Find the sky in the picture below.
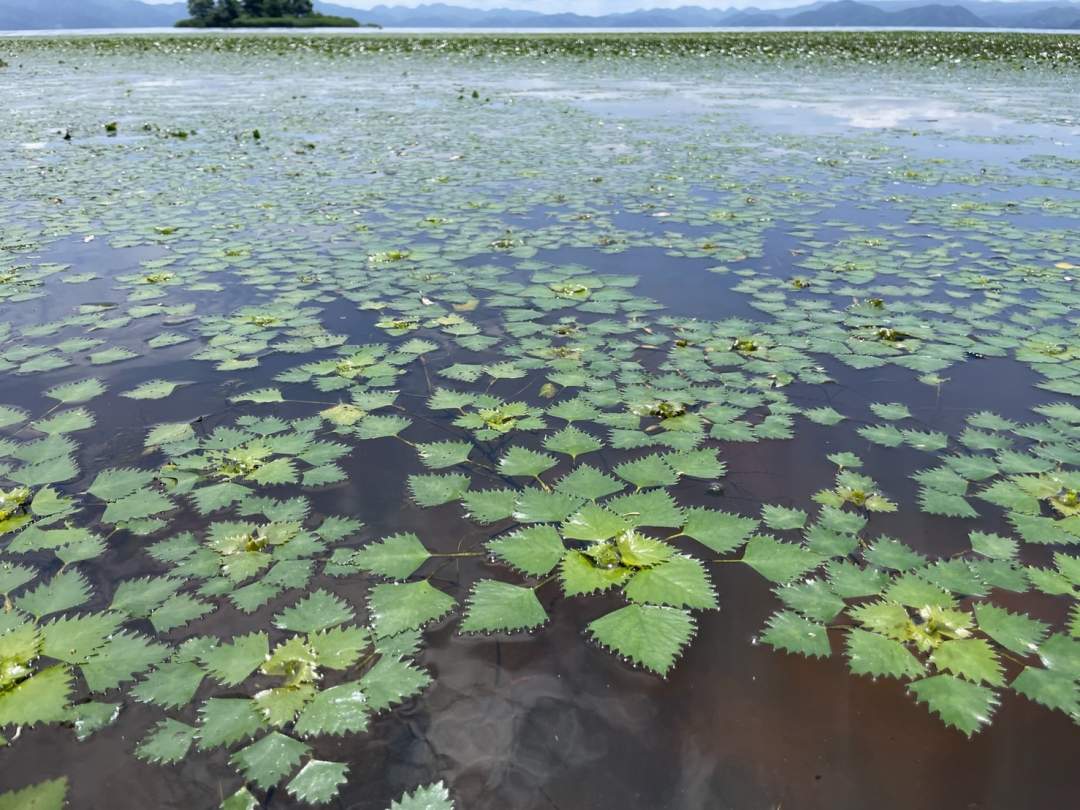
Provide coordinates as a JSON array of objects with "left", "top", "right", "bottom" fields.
[
  {"left": 316, "top": 1, "right": 797, "bottom": 9},
  {"left": 143, "top": 0, "right": 1045, "bottom": 10},
  {"left": 139, "top": 1, "right": 850, "bottom": 11}
]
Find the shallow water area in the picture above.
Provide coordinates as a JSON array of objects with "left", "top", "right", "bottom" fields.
[{"left": 1, "top": 31, "right": 1079, "bottom": 810}]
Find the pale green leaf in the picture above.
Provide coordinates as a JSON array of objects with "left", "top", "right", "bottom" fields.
[
  {"left": 587, "top": 604, "right": 694, "bottom": 677},
  {"left": 460, "top": 580, "right": 547, "bottom": 633},
  {"left": 908, "top": 675, "right": 997, "bottom": 736},
  {"left": 368, "top": 581, "right": 456, "bottom": 638},
  {"left": 287, "top": 760, "right": 349, "bottom": 805}
]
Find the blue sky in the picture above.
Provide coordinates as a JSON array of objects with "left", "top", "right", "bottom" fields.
[
  {"left": 141, "top": 1, "right": 853, "bottom": 10},
  {"left": 144, "top": 0, "right": 1045, "bottom": 9},
  {"left": 323, "top": 1, "right": 801, "bottom": 8}
]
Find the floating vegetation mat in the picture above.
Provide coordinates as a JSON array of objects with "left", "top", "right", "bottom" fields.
[{"left": 0, "top": 31, "right": 1079, "bottom": 809}]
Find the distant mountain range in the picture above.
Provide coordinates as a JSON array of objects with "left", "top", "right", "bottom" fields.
[{"left": 3, "top": 0, "right": 1080, "bottom": 31}]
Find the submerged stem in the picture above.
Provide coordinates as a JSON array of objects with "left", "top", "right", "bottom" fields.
[{"left": 532, "top": 574, "right": 558, "bottom": 591}]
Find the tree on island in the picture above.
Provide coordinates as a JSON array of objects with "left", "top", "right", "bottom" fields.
[
  {"left": 186, "top": 0, "right": 316, "bottom": 24},
  {"left": 181, "top": 0, "right": 366, "bottom": 26},
  {"left": 244, "top": 0, "right": 315, "bottom": 14}
]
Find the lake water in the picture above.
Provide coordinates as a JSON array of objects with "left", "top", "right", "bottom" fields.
[
  {"left": 0, "top": 32, "right": 1079, "bottom": 810},
  {"left": 3, "top": 26, "right": 1080, "bottom": 36}
]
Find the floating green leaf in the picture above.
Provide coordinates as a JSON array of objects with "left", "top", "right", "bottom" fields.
[
  {"left": 389, "top": 781, "right": 455, "bottom": 810},
  {"left": 908, "top": 675, "right": 996, "bottom": 736},
  {"left": 761, "top": 610, "right": 831, "bottom": 658},
  {"left": 352, "top": 533, "right": 430, "bottom": 580},
  {"left": 230, "top": 731, "right": 309, "bottom": 790},
  {"left": 275, "top": 590, "right": 354, "bottom": 634},
  {"left": 845, "top": 628, "right": 925, "bottom": 679},
  {"left": 368, "top": 581, "right": 456, "bottom": 638},
  {"left": 460, "top": 580, "right": 547, "bottom": 634},
  {"left": 741, "top": 535, "right": 824, "bottom": 583},
  {"left": 587, "top": 604, "right": 694, "bottom": 677},
  {"left": 287, "top": 760, "right": 350, "bottom": 805}
]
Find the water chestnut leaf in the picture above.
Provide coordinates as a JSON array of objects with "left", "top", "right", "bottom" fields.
[
  {"left": 741, "top": 535, "right": 825, "bottom": 584},
  {"left": 32, "top": 408, "right": 94, "bottom": 435},
  {"left": 417, "top": 441, "right": 472, "bottom": 470},
  {"left": 368, "top": 581, "right": 456, "bottom": 638},
  {"left": 45, "top": 378, "right": 105, "bottom": 405},
  {"left": 201, "top": 632, "right": 269, "bottom": 687},
  {"left": 513, "top": 489, "right": 582, "bottom": 523},
  {"left": 197, "top": 698, "right": 266, "bottom": 750},
  {"left": 858, "top": 424, "right": 904, "bottom": 448},
  {"left": 102, "top": 489, "right": 174, "bottom": 525},
  {"left": 663, "top": 448, "right": 725, "bottom": 479},
  {"left": 587, "top": 604, "right": 694, "bottom": 677},
  {"left": 409, "top": 473, "right": 470, "bottom": 507},
  {"left": 487, "top": 525, "right": 566, "bottom": 577},
  {"left": 460, "top": 580, "right": 547, "bottom": 634},
  {"left": 1010, "top": 667, "right": 1080, "bottom": 717},
  {"left": 287, "top": 760, "right": 350, "bottom": 806},
  {"left": 81, "top": 631, "right": 169, "bottom": 692},
  {"left": 0, "top": 406, "right": 28, "bottom": 430},
  {"left": 776, "top": 579, "right": 845, "bottom": 623},
  {"left": 389, "top": 781, "right": 455, "bottom": 810},
  {"left": 499, "top": 447, "right": 557, "bottom": 478},
  {"left": 352, "top": 533, "right": 430, "bottom": 580},
  {"left": 460, "top": 488, "right": 518, "bottom": 524},
  {"left": 554, "top": 465, "right": 624, "bottom": 501},
  {"left": 845, "top": 628, "right": 925, "bottom": 680},
  {"left": 16, "top": 569, "right": 92, "bottom": 619},
  {"left": 275, "top": 590, "right": 354, "bottom": 634},
  {"left": 146, "top": 422, "right": 195, "bottom": 448},
  {"left": 761, "top": 610, "right": 831, "bottom": 659},
  {"left": 543, "top": 426, "right": 603, "bottom": 460},
  {"left": 930, "top": 638, "right": 1004, "bottom": 686},
  {"left": 562, "top": 503, "right": 630, "bottom": 542},
  {"left": 624, "top": 554, "right": 716, "bottom": 609},
  {"left": 560, "top": 549, "right": 630, "bottom": 596},
  {"left": 122, "top": 379, "right": 185, "bottom": 400},
  {"left": 40, "top": 612, "right": 123, "bottom": 663},
  {"left": 970, "top": 531, "right": 1018, "bottom": 560},
  {"left": 220, "top": 788, "right": 258, "bottom": 810},
  {"left": 0, "top": 665, "right": 72, "bottom": 727},
  {"left": 293, "top": 681, "right": 368, "bottom": 738},
  {"left": 613, "top": 454, "right": 679, "bottom": 489},
  {"left": 804, "top": 406, "right": 845, "bottom": 426},
  {"left": 869, "top": 402, "right": 912, "bottom": 421},
  {"left": 231, "top": 388, "right": 284, "bottom": 404},
  {"left": 863, "top": 538, "right": 926, "bottom": 571},
  {"left": 0, "top": 777, "right": 68, "bottom": 810},
  {"left": 359, "top": 657, "right": 431, "bottom": 714},
  {"left": 1036, "top": 633, "right": 1080, "bottom": 678},
  {"left": 110, "top": 575, "right": 184, "bottom": 618},
  {"left": 760, "top": 504, "right": 808, "bottom": 531},
  {"left": 608, "top": 490, "right": 684, "bottom": 529},
  {"left": 230, "top": 731, "right": 309, "bottom": 790},
  {"left": 356, "top": 414, "right": 412, "bottom": 440},
  {"left": 918, "top": 488, "right": 979, "bottom": 519},
  {"left": 131, "top": 662, "right": 205, "bottom": 709},
  {"left": 908, "top": 675, "right": 997, "bottom": 737},
  {"left": 678, "top": 508, "right": 757, "bottom": 554}
]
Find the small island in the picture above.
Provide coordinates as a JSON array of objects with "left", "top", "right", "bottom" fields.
[{"left": 177, "top": 0, "right": 376, "bottom": 28}]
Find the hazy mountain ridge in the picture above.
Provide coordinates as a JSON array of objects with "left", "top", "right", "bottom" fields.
[
  {"left": 335, "top": 0, "right": 1080, "bottom": 28},
  {"left": 2, "top": 0, "right": 1080, "bottom": 31}
]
